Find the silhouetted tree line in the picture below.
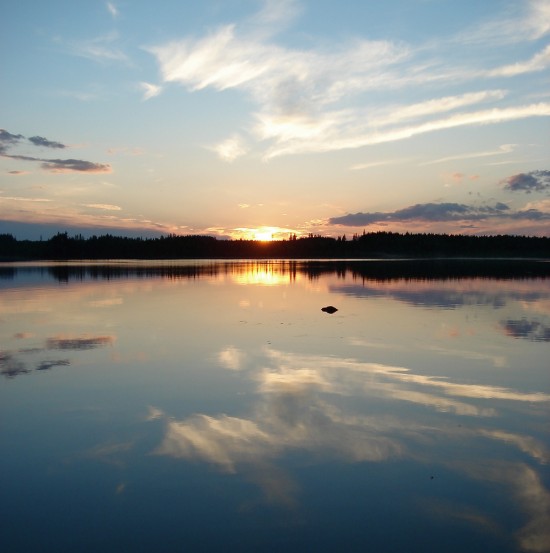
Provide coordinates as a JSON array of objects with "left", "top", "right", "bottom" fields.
[{"left": 0, "top": 231, "right": 548, "bottom": 261}]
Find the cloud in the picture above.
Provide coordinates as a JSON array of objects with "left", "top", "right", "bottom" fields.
[
  {"left": 0, "top": 128, "right": 111, "bottom": 173},
  {"left": 421, "top": 143, "right": 516, "bottom": 166},
  {"left": 40, "top": 159, "right": 112, "bottom": 173},
  {"left": 28, "top": 135, "right": 66, "bottom": 149},
  {"left": 65, "top": 32, "right": 129, "bottom": 64},
  {"left": 148, "top": 1, "right": 550, "bottom": 160},
  {"left": 83, "top": 203, "right": 122, "bottom": 211},
  {"left": 106, "top": 2, "right": 118, "bottom": 18},
  {"left": 501, "top": 170, "right": 550, "bottom": 193},
  {"left": 350, "top": 159, "right": 410, "bottom": 171},
  {"left": 0, "top": 196, "right": 52, "bottom": 203},
  {"left": 140, "top": 81, "right": 162, "bottom": 100},
  {"left": 209, "top": 134, "right": 248, "bottom": 162},
  {"left": 263, "top": 102, "right": 550, "bottom": 159},
  {"left": 489, "top": 44, "right": 550, "bottom": 77},
  {"left": 0, "top": 129, "right": 24, "bottom": 153},
  {"left": 456, "top": 0, "right": 550, "bottom": 45},
  {"left": 328, "top": 201, "right": 528, "bottom": 226},
  {"left": 367, "top": 90, "right": 507, "bottom": 128}
]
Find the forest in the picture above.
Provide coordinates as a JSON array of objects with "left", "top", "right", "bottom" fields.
[{"left": 0, "top": 231, "right": 548, "bottom": 261}]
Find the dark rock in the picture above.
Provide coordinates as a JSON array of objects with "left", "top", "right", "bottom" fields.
[{"left": 321, "top": 306, "right": 338, "bottom": 314}]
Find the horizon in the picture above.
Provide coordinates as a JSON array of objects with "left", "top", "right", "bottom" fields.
[
  {"left": 3, "top": 228, "right": 549, "bottom": 243},
  {"left": 2, "top": 1, "right": 550, "bottom": 240}
]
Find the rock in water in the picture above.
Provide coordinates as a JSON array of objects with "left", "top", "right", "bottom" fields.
[{"left": 321, "top": 306, "right": 338, "bottom": 314}]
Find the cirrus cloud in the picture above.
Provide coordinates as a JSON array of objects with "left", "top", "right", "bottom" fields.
[{"left": 147, "top": 1, "right": 550, "bottom": 161}]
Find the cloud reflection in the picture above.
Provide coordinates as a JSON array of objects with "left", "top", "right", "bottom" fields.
[
  {"left": 155, "top": 344, "right": 549, "bottom": 518},
  {"left": 501, "top": 319, "right": 550, "bottom": 342},
  {"left": 46, "top": 335, "right": 115, "bottom": 350},
  {"left": 1, "top": 333, "right": 116, "bottom": 378},
  {"left": 0, "top": 351, "right": 29, "bottom": 378}
]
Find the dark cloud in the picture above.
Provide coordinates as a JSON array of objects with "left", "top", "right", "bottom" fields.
[
  {"left": 0, "top": 128, "right": 110, "bottom": 173},
  {"left": 46, "top": 335, "right": 114, "bottom": 350},
  {"left": 0, "top": 129, "right": 24, "bottom": 153},
  {"left": 501, "top": 171, "right": 550, "bottom": 193},
  {"left": 28, "top": 135, "right": 66, "bottom": 149},
  {"left": 501, "top": 319, "right": 550, "bottom": 342},
  {"left": 329, "top": 202, "right": 516, "bottom": 226},
  {"left": 40, "top": 159, "right": 111, "bottom": 173}
]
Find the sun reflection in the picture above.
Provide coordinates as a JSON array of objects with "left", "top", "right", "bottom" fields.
[{"left": 232, "top": 266, "right": 288, "bottom": 286}]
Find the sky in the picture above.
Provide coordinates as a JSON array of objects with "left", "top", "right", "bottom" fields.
[{"left": 1, "top": 0, "right": 549, "bottom": 240}]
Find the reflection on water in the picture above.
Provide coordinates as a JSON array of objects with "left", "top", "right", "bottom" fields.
[{"left": 1, "top": 260, "right": 549, "bottom": 552}]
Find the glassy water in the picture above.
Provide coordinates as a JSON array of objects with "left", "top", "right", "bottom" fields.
[{"left": 1, "top": 260, "right": 549, "bottom": 553}]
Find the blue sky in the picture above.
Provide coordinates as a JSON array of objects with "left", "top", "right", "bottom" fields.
[{"left": 1, "top": 0, "right": 549, "bottom": 239}]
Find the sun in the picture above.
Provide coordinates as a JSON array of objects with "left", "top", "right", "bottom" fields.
[
  {"left": 233, "top": 226, "right": 291, "bottom": 241},
  {"left": 251, "top": 226, "right": 281, "bottom": 241},
  {"left": 254, "top": 230, "right": 274, "bottom": 241}
]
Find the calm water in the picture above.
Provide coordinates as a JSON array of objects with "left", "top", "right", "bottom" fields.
[{"left": 1, "top": 260, "right": 549, "bottom": 553}]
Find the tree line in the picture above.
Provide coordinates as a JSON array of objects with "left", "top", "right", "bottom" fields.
[{"left": 0, "top": 231, "right": 548, "bottom": 260}]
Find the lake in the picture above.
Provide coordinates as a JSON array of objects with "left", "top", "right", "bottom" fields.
[{"left": 1, "top": 260, "right": 549, "bottom": 553}]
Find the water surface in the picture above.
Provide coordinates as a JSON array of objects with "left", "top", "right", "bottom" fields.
[{"left": 1, "top": 260, "right": 549, "bottom": 552}]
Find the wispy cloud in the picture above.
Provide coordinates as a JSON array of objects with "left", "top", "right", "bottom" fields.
[
  {"left": 0, "top": 196, "right": 52, "bottom": 203},
  {"left": 140, "top": 81, "right": 162, "bottom": 100},
  {"left": 263, "top": 103, "right": 550, "bottom": 159},
  {"left": 489, "top": 44, "right": 550, "bottom": 77},
  {"left": 421, "top": 144, "right": 516, "bottom": 166},
  {"left": 83, "top": 203, "right": 122, "bottom": 211},
  {"left": 209, "top": 134, "right": 249, "bottom": 162},
  {"left": 63, "top": 31, "right": 129, "bottom": 64},
  {"left": 456, "top": 0, "right": 550, "bottom": 45},
  {"left": 350, "top": 158, "right": 413, "bottom": 171},
  {"left": 148, "top": 1, "right": 550, "bottom": 160},
  {"left": 106, "top": 2, "right": 118, "bottom": 19}
]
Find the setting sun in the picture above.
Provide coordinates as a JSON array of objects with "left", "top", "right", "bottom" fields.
[
  {"left": 254, "top": 230, "right": 274, "bottom": 241},
  {"left": 233, "top": 226, "right": 291, "bottom": 241}
]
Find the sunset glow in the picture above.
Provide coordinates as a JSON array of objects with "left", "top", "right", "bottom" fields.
[{"left": 1, "top": 1, "right": 549, "bottom": 240}]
